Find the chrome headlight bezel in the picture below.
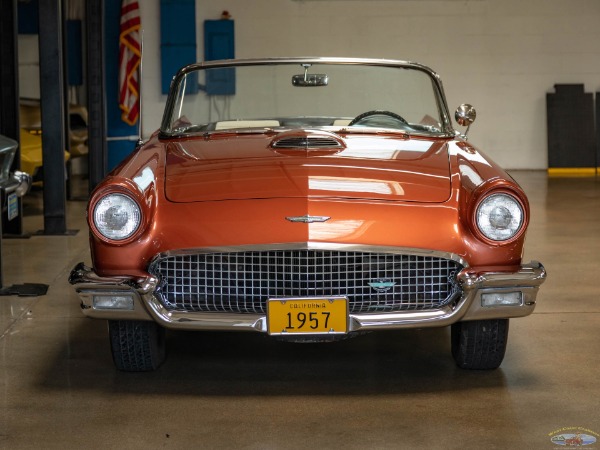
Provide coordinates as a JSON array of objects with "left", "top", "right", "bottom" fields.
[
  {"left": 92, "top": 192, "right": 142, "bottom": 242},
  {"left": 474, "top": 192, "right": 525, "bottom": 243}
]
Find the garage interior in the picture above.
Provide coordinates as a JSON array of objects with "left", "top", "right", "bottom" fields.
[{"left": 1, "top": 0, "right": 600, "bottom": 449}]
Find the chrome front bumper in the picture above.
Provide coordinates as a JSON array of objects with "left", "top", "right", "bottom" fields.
[{"left": 69, "top": 261, "right": 546, "bottom": 332}]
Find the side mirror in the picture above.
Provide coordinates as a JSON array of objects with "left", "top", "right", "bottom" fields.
[{"left": 455, "top": 104, "right": 477, "bottom": 139}]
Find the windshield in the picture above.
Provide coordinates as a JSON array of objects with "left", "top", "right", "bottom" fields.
[{"left": 162, "top": 59, "right": 452, "bottom": 137}]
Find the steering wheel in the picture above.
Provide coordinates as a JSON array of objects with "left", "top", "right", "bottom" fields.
[{"left": 348, "top": 110, "right": 408, "bottom": 127}]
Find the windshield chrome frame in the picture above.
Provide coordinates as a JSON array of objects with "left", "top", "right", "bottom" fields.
[{"left": 160, "top": 57, "right": 455, "bottom": 138}]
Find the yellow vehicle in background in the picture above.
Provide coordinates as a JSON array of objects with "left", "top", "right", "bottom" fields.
[{"left": 19, "top": 100, "right": 87, "bottom": 183}]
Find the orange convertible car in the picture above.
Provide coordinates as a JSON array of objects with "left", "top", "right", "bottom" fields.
[{"left": 70, "top": 58, "right": 546, "bottom": 371}]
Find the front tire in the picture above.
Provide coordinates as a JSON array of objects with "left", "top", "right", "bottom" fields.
[
  {"left": 451, "top": 319, "right": 509, "bottom": 370},
  {"left": 108, "top": 320, "right": 166, "bottom": 372}
]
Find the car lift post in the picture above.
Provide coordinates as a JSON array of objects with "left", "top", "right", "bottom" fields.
[
  {"left": 0, "top": 0, "right": 24, "bottom": 237},
  {"left": 0, "top": 0, "right": 48, "bottom": 296},
  {"left": 38, "top": 0, "right": 69, "bottom": 236},
  {"left": 0, "top": 0, "right": 18, "bottom": 291},
  {"left": 86, "top": 0, "right": 108, "bottom": 192}
]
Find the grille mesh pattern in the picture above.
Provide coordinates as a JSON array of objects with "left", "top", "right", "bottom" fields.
[{"left": 150, "top": 250, "right": 463, "bottom": 314}]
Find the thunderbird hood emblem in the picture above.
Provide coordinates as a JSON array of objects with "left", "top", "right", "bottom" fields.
[
  {"left": 369, "top": 279, "right": 396, "bottom": 293},
  {"left": 285, "top": 215, "right": 331, "bottom": 223}
]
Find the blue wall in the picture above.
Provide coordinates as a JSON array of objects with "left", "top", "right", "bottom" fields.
[{"left": 105, "top": 0, "right": 139, "bottom": 171}]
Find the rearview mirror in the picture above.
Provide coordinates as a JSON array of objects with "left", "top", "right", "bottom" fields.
[
  {"left": 293, "top": 63, "right": 328, "bottom": 87},
  {"left": 292, "top": 73, "right": 329, "bottom": 87}
]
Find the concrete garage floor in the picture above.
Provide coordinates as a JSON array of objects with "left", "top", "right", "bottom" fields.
[{"left": 0, "top": 171, "right": 599, "bottom": 449}]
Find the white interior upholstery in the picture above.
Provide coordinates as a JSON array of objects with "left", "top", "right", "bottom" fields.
[{"left": 215, "top": 120, "right": 280, "bottom": 130}]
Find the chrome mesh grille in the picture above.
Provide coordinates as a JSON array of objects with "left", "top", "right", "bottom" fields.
[{"left": 150, "top": 250, "right": 463, "bottom": 314}]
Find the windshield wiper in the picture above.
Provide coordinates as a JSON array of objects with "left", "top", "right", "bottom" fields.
[
  {"left": 162, "top": 126, "right": 278, "bottom": 139},
  {"left": 337, "top": 127, "right": 410, "bottom": 139},
  {"left": 202, "top": 128, "right": 278, "bottom": 140},
  {"left": 408, "top": 123, "right": 442, "bottom": 133},
  {"left": 164, "top": 124, "right": 207, "bottom": 136}
]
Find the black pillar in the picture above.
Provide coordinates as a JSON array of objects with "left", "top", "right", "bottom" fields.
[
  {"left": 0, "top": 0, "right": 49, "bottom": 295},
  {"left": 86, "top": 0, "right": 108, "bottom": 192},
  {"left": 0, "top": 0, "right": 24, "bottom": 236},
  {"left": 0, "top": 0, "right": 19, "bottom": 288},
  {"left": 596, "top": 92, "right": 600, "bottom": 174},
  {"left": 38, "top": 0, "right": 68, "bottom": 234}
]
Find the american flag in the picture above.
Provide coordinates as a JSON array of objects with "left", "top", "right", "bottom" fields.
[{"left": 118, "top": 0, "right": 141, "bottom": 126}]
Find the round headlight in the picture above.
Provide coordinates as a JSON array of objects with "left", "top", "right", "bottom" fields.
[
  {"left": 93, "top": 193, "right": 141, "bottom": 241},
  {"left": 476, "top": 193, "right": 524, "bottom": 242}
]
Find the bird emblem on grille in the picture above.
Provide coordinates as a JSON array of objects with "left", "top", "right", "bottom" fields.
[
  {"left": 285, "top": 215, "right": 331, "bottom": 223},
  {"left": 369, "top": 279, "right": 396, "bottom": 293}
]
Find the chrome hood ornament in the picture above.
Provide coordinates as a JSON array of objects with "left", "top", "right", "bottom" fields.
[{"left": 285, "top": 215, "right": 331, "bottom": 223}]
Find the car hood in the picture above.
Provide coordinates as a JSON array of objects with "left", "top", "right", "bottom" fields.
[{"left": 164, "top": 131, "right": 452, "bottom": 203}]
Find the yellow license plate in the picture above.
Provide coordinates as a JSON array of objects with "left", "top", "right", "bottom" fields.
[{"left": 267, "top": 297, "right": 348, "bottom": 335}]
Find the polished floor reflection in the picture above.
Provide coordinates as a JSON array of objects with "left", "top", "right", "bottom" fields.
[{"left": 1, "top": 172, "right": 599, "bottom": 449}]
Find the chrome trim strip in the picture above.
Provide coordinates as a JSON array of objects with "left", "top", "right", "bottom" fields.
[
  {"left": 147, "top": 242, "right": 470, "bottom": 272},
  {"left": 146, "top": 294, "right": 267, "bottom": 331},
  {"left": 350, "top": 306, "right": 459, "bottom": 330}
]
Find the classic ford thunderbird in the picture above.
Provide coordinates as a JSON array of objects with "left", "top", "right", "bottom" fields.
[{"left": 70, "top": 58, "right": 546, "bottom": 371}]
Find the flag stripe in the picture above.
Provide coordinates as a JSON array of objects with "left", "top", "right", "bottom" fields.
[{"left": 119, "top": 0, "right": 141, "bottom": 126}]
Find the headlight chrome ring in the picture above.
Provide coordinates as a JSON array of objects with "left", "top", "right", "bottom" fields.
[
  {"left": 475, "top": 192, "right": 524, "bottom": 242},
  {"left": 92, "top": 193, "right": 142, "bottom": 241}
]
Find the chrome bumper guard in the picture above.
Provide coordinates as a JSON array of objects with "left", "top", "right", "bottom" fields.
[
  {"left": 4, "top": 171, "right": 32, "bottom": 198},
  {"left": 69, "top": 261, "right": 546, "bottom": 331}
]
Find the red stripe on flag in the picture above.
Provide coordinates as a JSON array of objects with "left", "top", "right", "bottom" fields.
[{"left": 119, "top": 0, "right": 141, "bottom": 126}]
